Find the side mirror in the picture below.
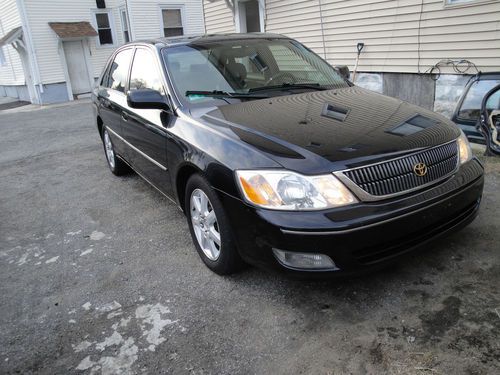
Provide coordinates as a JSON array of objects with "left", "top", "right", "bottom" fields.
[
  {"left": 335, "top": 65, "right": 350, "bottom": 80},
  {"left": 127, "top": 89, "right": 170, "bottom": 111}
]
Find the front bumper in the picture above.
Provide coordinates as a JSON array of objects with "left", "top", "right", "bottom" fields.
[{"left": 218, "top": 159, "right": 484, "bottom": 277}]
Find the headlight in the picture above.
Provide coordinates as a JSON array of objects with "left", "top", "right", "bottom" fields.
[
  {"left": 236, "top": 170, "right": 358, "bottom": 210},
  {"left": 457, "top": 130, "right": 472, "bottom": 165}
]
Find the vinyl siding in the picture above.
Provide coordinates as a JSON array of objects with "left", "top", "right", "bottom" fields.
[
  {"left": 316, "top": 0, "right": 500, "bottom": 73},
  {"left": 203, "top": 0, "right": 236, "bottom": 33},
  {"left": 203, "top": 0, "right": 500, "bottom": 74},
  {"left": 23, "top": 0, "right": 127, "bottom": 84},
  {"left": 128, "top": 0, "right": 205, "bottom": 40},
  {"left": 0, "top": 0, "right": 25, "bottom": 86}
]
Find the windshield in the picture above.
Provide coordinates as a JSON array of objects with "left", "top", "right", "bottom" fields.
[{"left": 162, "top": 38, "right": 349, "bottom": 104}]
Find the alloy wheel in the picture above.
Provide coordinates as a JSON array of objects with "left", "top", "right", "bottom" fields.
[
  {"left": 190, "top": 188, "right": 221, "bottom": 261},
  {"left": 103, "top": 130, "right": 115, "bottom": 169}
]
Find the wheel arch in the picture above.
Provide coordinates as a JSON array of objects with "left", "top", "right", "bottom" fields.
[
  {"left": 175, "top": 163, "right": 204, "bottom": 212},
  {"left": 97, "top": 115, "right": 104, "bottom": 139}
]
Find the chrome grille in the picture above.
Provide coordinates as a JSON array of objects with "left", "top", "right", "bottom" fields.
[{"left": 342, "top": 141, "right": 458, "bottom": 197}]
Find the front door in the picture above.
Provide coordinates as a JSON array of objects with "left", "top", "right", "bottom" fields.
[
  {"left": 97, "top": 48, "right": 134, "bottom": 159},
  {"left": 63, "top": 40, "right": 92, "bottom": 95},
  {"left": 122, "top": 47, "right": 173, "bottom": 195}
]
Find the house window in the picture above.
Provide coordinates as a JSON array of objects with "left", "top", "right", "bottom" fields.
[
  {"left": 93, "top": 10, "right": 115, "bottom": 46},
  {"left": 120, "top": 9, "right": 130, "bottom": 43},
  {"left": 0, "top": 47, "right": 6, "bottom": 66},
  {"left": 161, "top": 8, "right": 184, "bottom": 37}
]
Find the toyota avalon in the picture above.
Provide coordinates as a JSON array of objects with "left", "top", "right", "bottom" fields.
[{"left": 92, "top": 34, "right": 484, "bottom": 276}]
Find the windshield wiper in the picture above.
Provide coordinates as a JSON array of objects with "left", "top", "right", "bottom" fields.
[
  {"left": 248, "top": 83, "right": 328, "bottom": 93},
  {"left": 185, "top": 90, "right": 269, "bottom": 99}
]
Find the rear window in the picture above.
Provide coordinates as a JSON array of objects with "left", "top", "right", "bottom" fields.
[{"left": 458, "top": 79, "right": 500, "bottom": 121}]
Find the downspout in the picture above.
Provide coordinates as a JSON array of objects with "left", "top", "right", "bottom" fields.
[
  {"left": 16, "top": 0, "right": 43, "bottom": 103},
  {"left": 317, "top": 0, "right": 327, "bottom": 59},
  {"left": 125, "top": 0, "right": 135, "bottom": 40}
]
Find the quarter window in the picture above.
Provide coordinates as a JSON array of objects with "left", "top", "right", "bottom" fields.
[
  {"left": 161, "top": 9, "right": 184, "bottom": 37},
  {"left": 108, "top": 49, "right": 133, "bottom": 93},
  {"left": 94, "top": 11, "right": 114, "bottom": 45},
  {"left": 129, "top": 49, "right": 164, "bottom": 93},
  {"left": 101, "top": 65, "right": 110, "bottom": 87}
]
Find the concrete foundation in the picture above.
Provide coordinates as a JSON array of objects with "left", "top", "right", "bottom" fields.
[
  {"left": 38, "top": 82, "right": 70, "bottom": 104},
  {"left": 0, "top": 85, "right": 30, "bottom": 102},
  {"left": 1, "top": 82, "right": 70, "bottom": 105},
  {"left": 355, "top": 72, "right": 471, "bottom": 117},
  {"left": 383, "top": 73, "right": 436, "bottom": 110}
]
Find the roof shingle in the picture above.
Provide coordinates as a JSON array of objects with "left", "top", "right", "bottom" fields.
[{"left": 49, "top": 22, "right": 98, "bottom": 39}]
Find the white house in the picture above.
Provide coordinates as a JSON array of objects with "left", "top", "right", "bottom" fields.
[{"left": 0, "top": 0, "right": 205, "bottom": 104}]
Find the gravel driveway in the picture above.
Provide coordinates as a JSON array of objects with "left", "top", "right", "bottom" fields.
[{"left": 0, "top": 101, "right": 499, "bottom": 374}]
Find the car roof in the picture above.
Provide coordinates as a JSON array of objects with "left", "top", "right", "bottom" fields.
[{"left": 125, "top": 33, "right": 290, "bottom": 48}]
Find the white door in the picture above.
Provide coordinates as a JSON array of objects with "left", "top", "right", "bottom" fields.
[
  {"left": 63, "top": 40, "right": 91, "bottom": 95},
  {"left": 236, "top": 0, "right": 263, "bottom": 33}
]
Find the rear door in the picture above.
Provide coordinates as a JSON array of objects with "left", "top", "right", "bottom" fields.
[
  {"left": 452, "top": 76, "right": 500, "bottom": 143},
  {"left": 479, "top": 85, "right": 500, "bottom": 155},
  {"left": 97, "top": 48, "right": 134, "bottom": 158},
  {"left": 121, "top": 47, "right": 173, "bottom": 195}
]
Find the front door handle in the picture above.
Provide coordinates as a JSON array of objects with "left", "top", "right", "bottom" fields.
[{"left": 121, "top": 112, "right": 130, "bottom": 121}]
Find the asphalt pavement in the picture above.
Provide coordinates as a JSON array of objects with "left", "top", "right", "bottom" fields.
[{"left": 0, "top": 101, "right": 499, "bottom": 374}]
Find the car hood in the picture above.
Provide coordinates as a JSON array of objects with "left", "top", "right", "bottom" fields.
[{"left": 196, "top": 86, "right": 460, "bottom": 172}]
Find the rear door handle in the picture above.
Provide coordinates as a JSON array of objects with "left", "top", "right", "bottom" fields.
[{"left": 121, "top": 112, "right": 130, "bottom": 121}]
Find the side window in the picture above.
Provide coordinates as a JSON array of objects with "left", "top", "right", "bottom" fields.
[
  {"left": 458, "top": 80, "right": 500, "bottom": 121},
  {"left": 101, "top": 63, "right": 111, "bottom": 87},
  {"left": 485, "top": 88, "right": 500, "bottom": 111},
  {"left": 129, "top": 49, "right": 164, "bottom": 93},
  {"left": 108, "top": 49, "right": 133, "bottom": 93}
]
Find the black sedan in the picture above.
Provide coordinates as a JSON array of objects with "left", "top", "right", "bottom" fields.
[{"left": 92, "top": 33, "right": 484, "bottom": 276}]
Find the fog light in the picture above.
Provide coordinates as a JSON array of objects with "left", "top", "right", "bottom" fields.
[{"left": 272, "top": 249, "right": 340, "bottom": 271}]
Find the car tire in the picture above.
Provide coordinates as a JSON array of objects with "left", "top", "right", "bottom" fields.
[
  {"left": 102, "top": 126, "right": 129, "bottom": 176},
  {"left": 185, "top": 173, "right": 245, "bottom": 275}
]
